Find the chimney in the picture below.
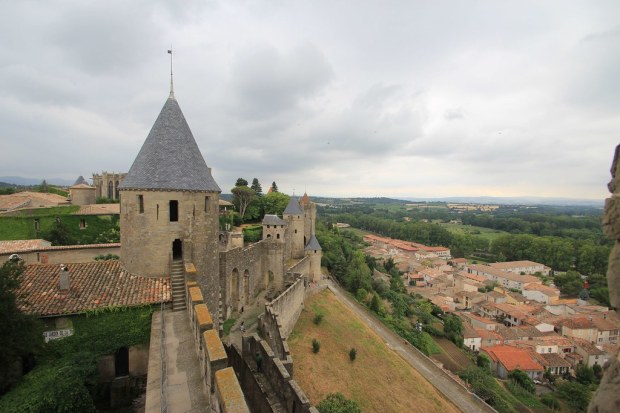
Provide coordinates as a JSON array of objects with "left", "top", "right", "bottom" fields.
[{"left": 59, "top": 264, "right": 70, "bottom": 293}]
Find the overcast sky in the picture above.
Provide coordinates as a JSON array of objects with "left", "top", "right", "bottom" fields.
[{"left": 1, "top": 1, "right": 618, "bottom": 200}]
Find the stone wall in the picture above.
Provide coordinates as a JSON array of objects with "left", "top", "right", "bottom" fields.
[
  {"left": 269, "top": 274, "right": 306, "bottom": 338},
  {"left": 120, "top": 189, "right": 221, "bottom": 323},
  {"left": 589, "top": 145, "right": 620, "bottom": 412},
  {"left": 182, "top": 280, "right": 250, "bottom": 411},
  {"left": 219, "top": 242, "right": 267, "bottom": 316},
  {"left": 240, "top": 334, "right": 318, "bottom": 413},
  {"left": 0, "top": 243, "right": 120, "bottom": 265}
]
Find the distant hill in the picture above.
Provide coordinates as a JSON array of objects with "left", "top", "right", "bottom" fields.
[
  {"left": 311, "top": 195, "right": 603, "bottom": 208},
  {"left": 395, "top": 196, "right": 604, "bottom": 208},
  {"left": 0, "top": 176, "right": 75, "bottom": 187}
]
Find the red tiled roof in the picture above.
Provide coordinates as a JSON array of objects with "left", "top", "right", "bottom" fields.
[
  {"left": 484, "top": 345, "right": 544, "bottom": 372},
  {"left": 0, "top": 239, "right": 51, "bottom": 254},
  {"left": 76, "top": 204, "right": 120, "bottom": 215},
  {"left": 561, "top": 317, "right": 596, "bottom": 330},
  {"left": 19, "top": 261, "right": 170, "bottom": 316}
]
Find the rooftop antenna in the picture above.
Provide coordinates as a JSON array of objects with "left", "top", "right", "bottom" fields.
[{"left": 167, "top": 46, "right": 174, "bottom": 98}]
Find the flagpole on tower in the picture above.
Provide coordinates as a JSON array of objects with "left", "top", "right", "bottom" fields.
[{"left": 167, "top": 47, "right": 174, "bottom": 98}]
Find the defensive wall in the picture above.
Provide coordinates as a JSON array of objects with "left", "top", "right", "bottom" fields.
[
  {"left": 225, "top": 334, "right": 318, "bottom": 413},
  {"left": 183, "top": 279, "right": 250, "bottom": 412},
  {"left": 0, "top": 243, "right": 120, "bottom": 265}
]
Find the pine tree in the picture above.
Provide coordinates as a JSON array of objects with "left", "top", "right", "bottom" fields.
[
  {"left": 251, "top": 178, "right": 262, "bottom": 195},
  {"left": 271, "top": 181, "right": 278, "bottom": 192}
]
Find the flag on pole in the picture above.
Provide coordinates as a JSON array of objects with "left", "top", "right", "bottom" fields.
[{"left": 167, "top": 50, "right": 172, "bottom": 54}]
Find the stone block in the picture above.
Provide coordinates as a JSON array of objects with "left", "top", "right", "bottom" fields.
[
  {"left": 606, "top": 242, "right": 620, "bottom": 309},
  {"left": 603, "top": 196, "right": 620, "bottom": 239}
]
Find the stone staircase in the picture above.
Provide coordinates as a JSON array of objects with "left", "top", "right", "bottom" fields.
[{"left": 170, "top": 260, "right": 186, "bottom": 311}]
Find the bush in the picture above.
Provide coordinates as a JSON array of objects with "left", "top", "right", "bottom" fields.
[
  {"left": 313, "top": 313, "right": 324, "bottom": 325},
  {"left": 317, "top": 392, "right": 362, "bottom": 413},
  {"left": 349, "top": 348, "right": 357, "bottom": 361},
  {"left": 312, "top": 339, "right": 321, "bottom": 353},
  {"left": 476, "top": 354, "right": 491, "bottom": 369},
  {"left": 540, "top": 393, "right": 560, "bottom": 410}
]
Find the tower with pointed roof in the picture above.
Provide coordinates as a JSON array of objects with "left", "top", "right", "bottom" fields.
[
  {"left": 119, "top": 91, "right": 221, "bottom": 316},
  {"left": 283, "top": 196, "right": 305, "bottom": 260}
]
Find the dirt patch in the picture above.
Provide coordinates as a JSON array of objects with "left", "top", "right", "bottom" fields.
[{"left": 289, "top": 289, "right": 461, "bottom": 413}]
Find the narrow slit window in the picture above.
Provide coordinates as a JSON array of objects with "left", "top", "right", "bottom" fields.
[
  {"left": 138, "top": 195, "right": 144, "bottom": 214},
  {"left": 205, "top": 196, "right": 210, "bottom": 212}
]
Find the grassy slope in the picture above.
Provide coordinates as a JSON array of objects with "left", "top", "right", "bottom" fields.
[{"left": 288, "top": 289, "right": 461, "bottom": 413}]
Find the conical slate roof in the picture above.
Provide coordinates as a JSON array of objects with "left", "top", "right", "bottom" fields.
[
  {"left": 73, "top": 176, "right": 88, "bottom": 185},
  {"left": 305, "top": 234, "right": 322, "bottom": 251},
  {"left": 283, "top": 196, "right": 303, "bottom": 215},
  {"left": 120, "top": 97, "right": 221, "bottom": 192}
]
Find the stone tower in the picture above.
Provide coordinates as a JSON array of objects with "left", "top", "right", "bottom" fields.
[
  {"left": 304, "top": 234, "right": 322, "bottom": 283},
  {"left": 119, "top": 92, "right": 221, "bottom": 316},
  {"left": 283, "top": 196, "right": 305, "bottom": 259},
  {"left": 300, "top": 192, "right": 316, "bottom": 241}
]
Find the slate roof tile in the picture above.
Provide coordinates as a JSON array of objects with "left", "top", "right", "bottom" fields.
[{"left": 120, "top": 97, "right": 221, "bottom": 192}]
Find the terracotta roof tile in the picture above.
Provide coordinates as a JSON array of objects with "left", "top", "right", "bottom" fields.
[
  {"left": 19, "top": 261, "right": 170, "bottom": 316},
  {"left": 484, "top": 345, "right": 544, "bottom": 372},
  {"left": 0, "top": 239, "right": 51, "bottom": 254},
  {"left": 76, "top": 204, "right": 119, "bottom": 215}
]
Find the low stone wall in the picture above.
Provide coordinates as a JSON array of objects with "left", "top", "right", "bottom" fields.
[{"left": 0, "top": 243, "right": 120, "bottom": 265}]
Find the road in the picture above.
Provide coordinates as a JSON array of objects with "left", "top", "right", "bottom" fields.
[{"left": 327, "top": 280, "right": 496, "bottom": 413}]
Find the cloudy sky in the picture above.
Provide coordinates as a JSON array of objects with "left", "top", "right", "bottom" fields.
[{"left": 1, "top": 1, "right": 618, "bottom": 200}]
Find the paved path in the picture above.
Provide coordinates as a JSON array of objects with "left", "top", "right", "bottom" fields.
[
  {"left": 145, "top": 310, "right": 209, "bottom": 413},
  {"left": 327, "top": 281, "right": 496, "bottom": 413}
]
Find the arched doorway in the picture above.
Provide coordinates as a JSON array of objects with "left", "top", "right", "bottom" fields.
[
  {"left": 231, "top": 269, "right": 239, "bottom": 311},
  {"left": 172, "top": 239, "right": 182, "bottom": 260},
  {"left": 243, "top": 269, "right": 250, "bottom": 305}
]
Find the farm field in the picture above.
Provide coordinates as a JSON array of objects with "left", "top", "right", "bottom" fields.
[
  {"left": 439, "top": 222, "right": 509, "bottom": 242},
  {"left": 288, "top": 289, "right": 460, "bottom": 413},
  {"left": 432, "top": 337, "right": 474, "bottom": 373}
]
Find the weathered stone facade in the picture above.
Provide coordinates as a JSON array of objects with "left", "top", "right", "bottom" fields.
[
  {"left": 120, "top": 189, "right": 221, "bottom": 318},
  {"left": 69, "top": 184, "right": 96, "bottom": 205},
  {"left": 589, "top": 144, "right": 620, "bottom": 412},
  {"left": 93, "top": 171, "right": 126, "bottom": 200}
]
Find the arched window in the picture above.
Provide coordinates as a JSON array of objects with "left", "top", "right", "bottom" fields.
[{"left": 107, "top": 181, "right": 113, "bottom": 198}]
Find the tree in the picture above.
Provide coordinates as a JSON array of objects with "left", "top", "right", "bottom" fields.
[
  {"left": 261, "top": 192, "right": 290, "bottom": 216},
  {"left": 231, "top": 186, "right": 257, "bottom": 221},
  {"left": 45, "top": 218, "right": 76, "bottom": 246},
  {"left": 317, "top": 392, "right": 362, "bottom": 413},
  {"left": 271, "top": 181, "right": 278, "bottom": 192},
  {"left": 37, "top": 180, "right": 49, "bottom": 193},
  {"left": 0, "top": 260, "right": 43, "bottom": 394},
  {"left": 444, "top": 314, "right": 464, "bottom": 347},
  {"left": 508, "top": 369, "right": 535, "bottom": 393},
  {"left": 250, "top": 178, "right": 262, "bottom": 195},
  {"left": 235, "top": 178, "right": 248, "bottom": 187},
  {"left": 575, "top": 364, "right": 596, "bottom": 385}
]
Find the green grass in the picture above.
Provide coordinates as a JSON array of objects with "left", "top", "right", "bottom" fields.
[{"left": 222, "top": 318, "right": 236, "bottom": 335}]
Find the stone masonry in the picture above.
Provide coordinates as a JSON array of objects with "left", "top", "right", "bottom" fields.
[{"left": 589, "top": 144, "right": 620, "bottom": 412}]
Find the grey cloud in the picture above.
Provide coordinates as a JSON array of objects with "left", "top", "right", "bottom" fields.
[{"left": 228, "top": 43, "right": 333, "bottom": 118}]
